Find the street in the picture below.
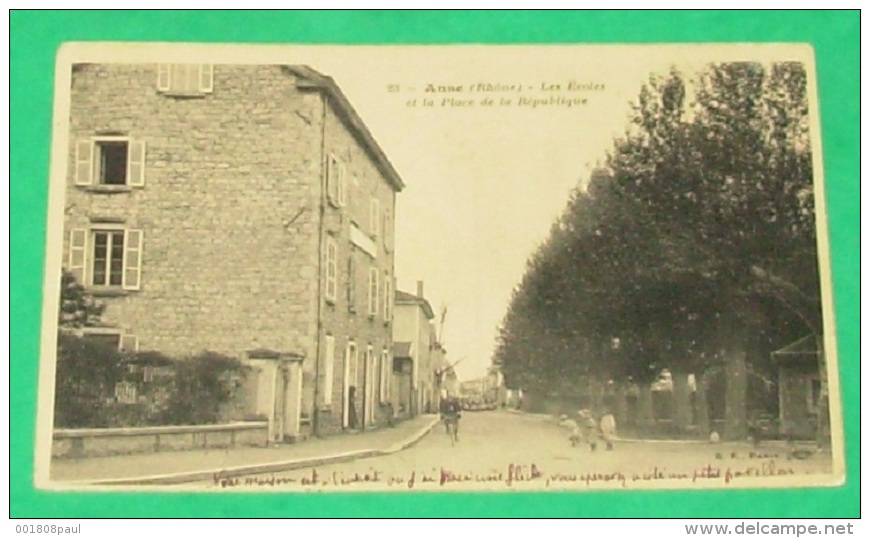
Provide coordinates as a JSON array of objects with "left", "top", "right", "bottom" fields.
[{"left": 188, "top": 411, "right": 834, "bottom": 493}]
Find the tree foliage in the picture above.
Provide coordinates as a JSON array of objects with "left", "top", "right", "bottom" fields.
[{"left": 496, "top": 62, "right": 820, "bottom": 414}]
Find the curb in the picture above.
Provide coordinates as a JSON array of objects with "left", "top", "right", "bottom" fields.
[{"left": 72, "top": 416, "right": 441, "bottom": 487}]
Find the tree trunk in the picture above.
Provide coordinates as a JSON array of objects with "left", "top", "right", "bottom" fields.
[
  {"left": 723, "top": 343, "right": 748, "bottom": 441},
  {"left": 614, "top": 382, "right": 628, "bottom": 427},
  {"left": 672, "top": 368, "right": 692, "bottom": 432},
  {"left": 638, "top": 383, "right": 655, "bottom": 426},
  {"left": 695, "top": 371, "right": 710, "bottom": 437}
]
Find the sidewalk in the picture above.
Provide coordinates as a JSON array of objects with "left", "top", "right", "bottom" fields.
[{"left": 50, "top": 414, "right": 440, "bottom": 486}]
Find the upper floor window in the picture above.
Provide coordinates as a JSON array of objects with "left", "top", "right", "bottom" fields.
[
  {"left": 370, "top": 198, "right": 380, "bottom": 239},
  {"left": 325, "top": 237, "right": 338, "bottom": 303},
  {"left": 157, "top": 64, "right": 214, "bottom": 96},
  {"left": 327, "top": 154, "right": 347, "bottom": 208},
  {"left": 68, "top": 227, "right": 143, "bottom": 291},
  {"left": 75, "top": 137, "right": 146, "bottom": 188},
  {"left": 367, "top": 267, "right": 379, "bottom": 318}
]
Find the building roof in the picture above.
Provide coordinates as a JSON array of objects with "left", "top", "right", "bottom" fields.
[
  {"left": 282, "top": 66, "right": 405, "bottom": 192},
  {"left": 395, "top": 289, "right": 435, "bottom": 320},
  {"left": 393, "top": 341, "right": 412, "bottom": 359},
  {"left": 772, "top": 335, "right": 820, "bottom": 363}
]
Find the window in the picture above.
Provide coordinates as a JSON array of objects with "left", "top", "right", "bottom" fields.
[
  {"left": 379, "top": 348, "right": 390, "bottom": 403},
  {"left": 157, "top": 64, "right": 213, "bottom": 95},
  {"left": 75, "top": 137, "right": 146, "bottom": 188},
  {"left": 367, "top": 267, "right": 379, "bottom": 317},
  {"left": 325, "top": 237, "right": 337, "bottom": 302},
  {"left": 69, "top": 228, "right": 143, "bottom": 290},
  {"left": 82, "top": 330, "right": 138, "bottom": 352},
  {"left": 383, "top": 208, "right": 393, "bottom": 252},
  {"left": 370, "top": 198, "right": 380, "bottom": 238},
  {"left": 347, "top": 254, "right": 356, "bottom": 313},
  {"left": 323, "top": 335, "right": 335, "bottom": 406},
  {"left": 383, "top": 273, "right": 392, "bottom": 322},
  {"left": 327, "top": 154, "right": 346, "bottom": 208}
]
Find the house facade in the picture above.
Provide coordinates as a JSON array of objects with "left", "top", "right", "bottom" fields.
[
  {"left": 62, "top": 63, "right": 403, "bottom": 441},
  {"left": 392, "top": 282, "right": 438, "bottom": 416}
]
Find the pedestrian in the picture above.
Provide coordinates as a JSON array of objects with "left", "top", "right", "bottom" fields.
[
  {"left": 599, "top": 410, "right": 617, "bottom": 450},
  {"left": 577, "top": 409, "right": 600, "bottom": 452},
  {"left": 558, "top": 414, "right": 583, "bottom": 447}
]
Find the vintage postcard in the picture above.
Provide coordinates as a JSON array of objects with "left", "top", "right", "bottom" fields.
[{"left": 35, "top": 42, "right": 845, "bottom": 493}]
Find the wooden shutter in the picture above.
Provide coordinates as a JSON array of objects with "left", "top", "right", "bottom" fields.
[
  {"left": 324, "top": 335, "right": 335, "bottom": 406},
  {"left": 157, "top": 64, "right": 171, "bottom": 91},
  {"left": 127, "top": 140, "right": 146, "bottom": 187},
  {"left": 123, "top": 230, "right": 143, "bottom": 290},
  {"left": 68, "top": 229, "right": 87, "bottom": 284},
  {"left": 337, "top": 162, "right": 347, "bottom": 207},
  {"left": 327, "top": 155, "right": 337, "bottom": 205},
  {"left": 74, "top": 140, "right": 93, "bottom": 185},
  {"left": 383, "top": 273, "right": 392, "bottom": 321},
  {"left": 325, "top": 239, "right": 337, "bottom": 300},
  {"left": 120, "top": 334, "right": 139, "bottom": 353},
  {"left": 347, "top": 255, "right": 356, "bottom": 312},
  {"left": 199, "top": 64, "right": 214, "bottom": 93},
  {"left": 370, "top": 199, "right": 379, "bottom": 237}
]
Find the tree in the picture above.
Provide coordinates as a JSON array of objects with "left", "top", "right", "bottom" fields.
[{"left": 58, "top": 269, "right": 104, "bottom": 329}]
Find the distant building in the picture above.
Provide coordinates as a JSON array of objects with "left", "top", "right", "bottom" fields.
[
  {"left": 62, "top": 63, "right": 403, "bottom": 442},
  {"left": 392, "top": 281, "right": 438, "bottom": 416},
  {"left": 773, "top": 335, "right": 823, "bottom": 441}
]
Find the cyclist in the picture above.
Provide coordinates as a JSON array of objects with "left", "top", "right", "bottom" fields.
[{"left": 440, "top": 394, "right": 463, "bottom": 441}]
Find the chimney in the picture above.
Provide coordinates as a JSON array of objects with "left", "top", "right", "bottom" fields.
[{"left": 416, "top": 280, "right": 424, "bottom": 298}]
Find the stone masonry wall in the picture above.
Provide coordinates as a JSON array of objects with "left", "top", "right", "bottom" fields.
[
  {"left": 63, "top": 64, "right": 323, "bottom": 371},
  {"left": 313, "top": 94, "right": 398, "bottom": 436}
]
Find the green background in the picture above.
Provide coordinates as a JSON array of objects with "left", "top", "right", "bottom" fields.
[{"left": 10, "top": 10, "right": 859, "bottom": 518}]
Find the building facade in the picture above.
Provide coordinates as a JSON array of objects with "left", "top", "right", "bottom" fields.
[
  {"left": 62, "top": 63, "right": 403, "bottom": 441},
  {"left": 392, "top": 282, "right": 438, "bottom": 416}
]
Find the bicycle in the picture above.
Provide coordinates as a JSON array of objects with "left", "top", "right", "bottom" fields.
[{"left": 443, "top": 415, "right": 460, "bottom": 446}]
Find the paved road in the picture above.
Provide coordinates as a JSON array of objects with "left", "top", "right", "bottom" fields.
[{"left": 189, "top": 411, "right": 834, "bottom": 493}]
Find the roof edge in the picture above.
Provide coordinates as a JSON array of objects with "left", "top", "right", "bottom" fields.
[{"left": 283, "top": 65, "right": 405, "bottom": 192}]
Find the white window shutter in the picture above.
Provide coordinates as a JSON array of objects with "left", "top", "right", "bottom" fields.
[
  {"left": 199, "top": 64, "right": 214, "bottom": 93},
  {"left": 123, "top": 230, "right": 143, "bottom": 290},
  {"left": 338, "top": 162, "right": 347, "bottom": 207},
  {"left": 127, "top": 140, "right": 146, "bottom": 187},
  {"left": 370, "top": 199, "right": 379, "bottom": 237},
  {"left": 326, "top": 155, "right": 336, "bottom": 204},
  {"left": 120, "top": 334, "right": 139, "bottom": 353},
  {"left": 324, "top": 335, "right": 335, "bottom": 406},
  {"left": 157, "top": 64, "right": 171, "bottom": 91},
  {"left": 68, "top": 228, "right": 87, "bottom": 284},
  {"left": 74, "top": 140, "right": 93, "bottom": 186}
]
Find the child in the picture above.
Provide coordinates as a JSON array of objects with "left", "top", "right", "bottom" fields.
[
  {"left": 577, "top": 409, "right": 600, "bottom": 451},
  {"left": 599, "top": 411, "right": 617, "bottom": 450},
  {"left": 559, "top": 414, "right": 583, "bottom": 447}
]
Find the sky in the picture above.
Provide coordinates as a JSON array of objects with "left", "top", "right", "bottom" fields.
[{"left": 291, "top": 46, "right": 676, "bottom": 381}]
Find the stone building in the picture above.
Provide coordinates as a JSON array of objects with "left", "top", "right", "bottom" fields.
[
  {"left": 62, "top": 63, "right": 403, "bottom": 441},
  {"left": 392, "top": 282, "right": 439, "bottom": 416}
]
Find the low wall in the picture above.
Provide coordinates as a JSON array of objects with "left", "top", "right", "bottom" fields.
[{"left": 53, "top": 422, "right": 269, "bottom": 459}]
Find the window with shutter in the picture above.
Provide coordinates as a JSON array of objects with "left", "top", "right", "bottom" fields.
[
  {"left": 368, "top": 267, "right": 379, "bottom": 317},
  {"left": 383, "top": 273, "right": 392, "bottom": 322},
  {"left": 347, "top": 254, "right": 356, "bottom": 313},
  {"left": 337, "top": 161, "right": 347, "bottom": 207},
  {"left": 370, "top": 198, "right": 379, "bottom": 238},
  {"left": 324, "top": 335, "right": 335, "bottom": 406},
  {"left": 327, "top": 154, "right": 340, "bottom": 207},
  {"left": 75, "top": 137, "right": 146, "bottom": 188},
  {"left": 157, "top": 64, "right": 214, "bottom": 95},
  {"left": 325, "top": 238, "right": 337, "bottom": 302}
]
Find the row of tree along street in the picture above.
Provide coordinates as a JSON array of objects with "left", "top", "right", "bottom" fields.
[{"left": 495, "top": 62, "right": 827, "bottom": 443}]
